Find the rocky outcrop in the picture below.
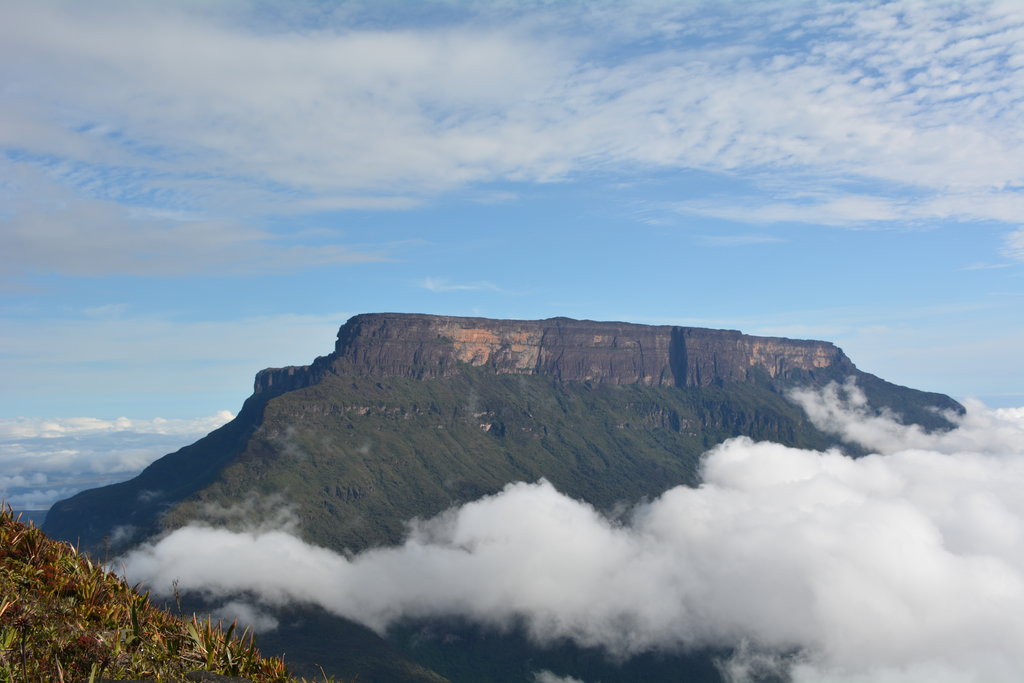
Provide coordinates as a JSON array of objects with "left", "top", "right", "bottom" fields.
[
  {"left": 49, "top": 311, "right": 959, "bottom": 559},
  {"left": 44, "top": 311, "right": 963, "bottom": 683},
  {"left": 253, "top": 357, "right": 330, "bottom": 396},
  {"left": 255, "top": 313, "right": 854, "bottom": 392}
]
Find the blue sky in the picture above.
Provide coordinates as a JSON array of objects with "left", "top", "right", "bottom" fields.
[{"left": 1, "top": 1, "right": 1023, "bottom": 506}]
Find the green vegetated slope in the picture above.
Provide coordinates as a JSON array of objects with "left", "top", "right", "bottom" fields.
[
  {"left": 387, "top": 617, "right": 750, "bottom": 683},
  {"left": 41, "top": 393, "right": 271, "bottom": 555},
  {"left": 0, "top": 506, "right": 313, "bottom": 682},
  {"left": 163, "top": 367, "right": 841, "bottom": 551},
  {"left": 250, "top": 605, "right": 451, "bottom": 683},
  {"left": 47, "top": 363, "right": 958, "bottom": 556}
]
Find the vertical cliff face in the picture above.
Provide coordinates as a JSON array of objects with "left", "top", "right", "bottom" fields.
[
  {"left": 49, "top": 312, "right": 958, "bottom": 559},
  {"left": 42, "top": 311, "right": 964, "bottom": 683},
  {"left": 269, "top": 313, "right": 854, "bottom": 388},
  {"left": 672, "top": 326, "right": 851, "bottom": 386}
]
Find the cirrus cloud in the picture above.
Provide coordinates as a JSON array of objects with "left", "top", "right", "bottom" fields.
[{"left": 3, "top": 1, "right": 1024, "bottom": 212}]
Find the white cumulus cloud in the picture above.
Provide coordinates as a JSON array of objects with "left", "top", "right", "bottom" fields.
[{"left": 121, "top": 386, "right": 1024, "bottom": 682}]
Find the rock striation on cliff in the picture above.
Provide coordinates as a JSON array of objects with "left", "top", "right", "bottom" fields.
[
  {"left": 255, "top": 313, "right": 855, "bottom": 394},
  {"left": 47, "top": 313, "right": 958, "bottom": 558}
]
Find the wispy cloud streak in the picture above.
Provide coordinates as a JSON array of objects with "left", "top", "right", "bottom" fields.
[
  {"left": 419, "top": 277, "right": 502, "bottom": 293},
  {"left": 3, "top": 1, "right": 1024, "bottom": 230}
]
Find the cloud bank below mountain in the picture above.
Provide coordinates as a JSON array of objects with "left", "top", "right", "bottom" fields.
[
  {"left": 122, "top": 387, "right": 1024, "bottom": 682},
  {"left": 0, "top": 412, "right": 234, "bottom": 509}
]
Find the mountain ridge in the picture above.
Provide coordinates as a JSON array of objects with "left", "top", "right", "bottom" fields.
[
  {"left": 45, "top": 313, "right": 959, "bottom": 559},
  {"left": 253, "top": 312, "right": 854, "bottom": 393},
  {"left": 42, "top": 312, "right": 963, "bottom": 681}
]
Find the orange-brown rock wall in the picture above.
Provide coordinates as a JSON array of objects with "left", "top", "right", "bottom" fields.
[{"left": 302, "top": 313, "right": 852, "bottom": 389}]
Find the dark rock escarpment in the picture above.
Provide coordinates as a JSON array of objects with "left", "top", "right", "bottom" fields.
[
  {"left": 47, "top": 313, "right": 959, "bottom": 557},
  {"left": 255, "top": 313, "right": 854, "bottom": 392}
]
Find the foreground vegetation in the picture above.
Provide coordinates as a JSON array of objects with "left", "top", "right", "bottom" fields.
[{"left": 0, "top": 505, "right": 328, "bottom": 682}]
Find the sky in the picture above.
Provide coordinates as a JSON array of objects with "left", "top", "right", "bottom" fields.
[{"left": 1, "top": 0, "right": 1023, "bottom": 508}]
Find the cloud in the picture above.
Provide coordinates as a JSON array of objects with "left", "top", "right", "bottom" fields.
[
  {"left": 673, "top": 191, "right": 1024, "bottom": 229},
  {"left": 0, "top": 163, "right": 390, "bottom": 277},
  {"left": 789, "top": 379, "right": 1024, "bottom": 455},
  {"left": 997, "top": 406, "right": 1024, "bottom": 422},
  {"left": 674, "top": 194, "right": 910, "bottom": 228},
  {"left": 2, "top": 0, "right": 1024, "bottom": 234},
  {"left": 419, "top": 277, "right": 502, "bottom": 293},
  {"left": 121, "top": 387, "right": 1024, "bottom": 682},
  {"left": 213, "top": 600, "right": 279, "bottom": 634},
  {"left": 532, "top": 672, "right": 586, "bottom": 683},
  {"left": 3, "top": 0, "right": 1024, "bottom": 285},
  {"left": 0, "top": 411, "right": 233, "bottom": 510},
  {"left": 0, "top": 412, "right": 235, "bottom": 440},
  {"left": 1002, "top": 228, "right": 1024, "bottom": 262}
]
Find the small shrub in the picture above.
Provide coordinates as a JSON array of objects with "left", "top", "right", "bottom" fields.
[{"left": 0, "top": 504, "right": 340, "bottom": 682}]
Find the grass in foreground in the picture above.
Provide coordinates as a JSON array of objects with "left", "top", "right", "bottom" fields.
[{"left": 0, "top": 504, "right": 335, "bottom": 682}]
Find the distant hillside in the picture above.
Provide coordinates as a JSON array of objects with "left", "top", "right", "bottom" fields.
[{"left": 46, "top": 313, "right": 960, "bottom": 556}]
